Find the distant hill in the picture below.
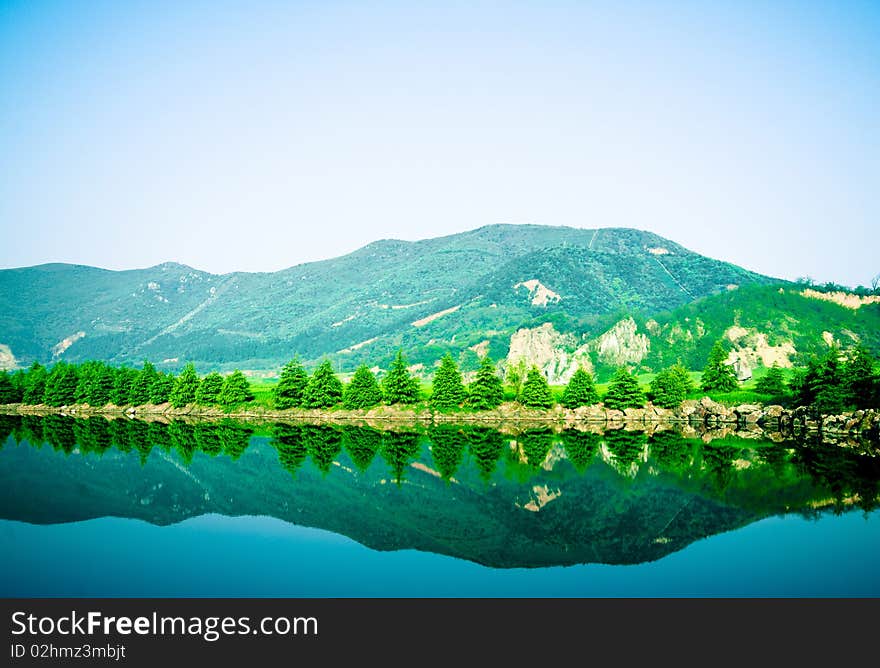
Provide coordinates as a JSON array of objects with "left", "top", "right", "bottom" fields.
[
  {"left": 0, "top": 225, "right": 774, "bottom": 373},
  {"left": 2, "top": 224, "right": 876, "bottom": 378}
]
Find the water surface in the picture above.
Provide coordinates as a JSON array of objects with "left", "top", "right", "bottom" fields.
[{"left": 1, "top": 415, "right": 878, "bottom": 596}]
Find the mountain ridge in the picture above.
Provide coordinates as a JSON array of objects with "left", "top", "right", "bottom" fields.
[{"left": 2, "top": 223, "right": 875, "bottom": 377}]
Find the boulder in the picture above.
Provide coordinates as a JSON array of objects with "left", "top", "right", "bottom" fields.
[
  {"left": 623, "top": 407, "right": 645, "bottom": 422},
  {"left": 734, "top": 404, "right": 762, "bottom": 424}
]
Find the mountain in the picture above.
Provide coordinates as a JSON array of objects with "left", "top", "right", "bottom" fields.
[
  {"left": 1, "top": 224, "right": 877, "bottom": 378},
  {"left": 0, "top": 225, "right": 776, "bottom": 373}
]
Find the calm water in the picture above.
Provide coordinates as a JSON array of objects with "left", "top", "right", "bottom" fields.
[{"left": 1, "top": 414, "right": 879, "bottom": 597}]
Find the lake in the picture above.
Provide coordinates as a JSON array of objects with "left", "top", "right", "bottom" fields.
[{"left": 1, "top": 414, "right": 879, "bottom": 597}]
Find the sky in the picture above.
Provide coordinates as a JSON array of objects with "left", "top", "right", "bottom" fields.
[{"left": 0, "top": 0, "right": 878, "bottom": 287}]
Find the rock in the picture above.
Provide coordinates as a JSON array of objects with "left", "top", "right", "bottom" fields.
[
  {"left": 650, "top": 404, "right": 672, "bottom": 420},
  {"left": 733, "top": 358, "right": 752, "bottom": 381},
  {"left": 505, "top": 323, "right": 593, "bottom": 384},
  {"left": 595, "top": 317, "right": 650, "bottom": 367},
  {"left": 697, "top": 397, "right": 734, "bottom": 423},
  {"left": 574, "top": 405, "right": 606, "bottom": 421},
  {"left": 674, "top": 400, "right": 698, "bottom": 421},
  {"left": 733, "top": 404, "right": 762, "bottom": 424}
]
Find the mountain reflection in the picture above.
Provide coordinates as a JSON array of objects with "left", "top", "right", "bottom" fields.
[{"left": 0, "top": 413, "right": 878, "bottom": 567}]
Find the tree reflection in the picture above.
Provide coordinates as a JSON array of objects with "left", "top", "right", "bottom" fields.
[
  {"left": 519, "top": 429, "right": 554, "bottom": 469},
  {"left": 792, "top": 440, "right": 880, "bottom": 513},
  {"left": 4, "top": 414, "right": 879, "bottom": 521},
  {"left": 18, "top": 416, "right": 45, "bottom": 447},
  {"left": 75, "top": 418, "right": 112, "bottom": 455},
  {"left": 109, "top": 418, "right": 133, "bottom": 453},
  {"left": 464, "top": 427, "right": 506, "bottom": 482},
  {"left": 649, "top": 430, "right": 694, "bottom": 474},
  {"left": 148, "top": 421, "right": 171, "bottom": 453},
  {"left": 194, "top": 423, "right": 223, "bottom": 456},
  {"left": 0, "top": 414, "right": 19, "bottom": 448},
  {"left": 128, "top": 419, "right": 153, "bottom": 464},
  {"left": 560, "top": 430, "right": 601, "bottom": 473},
  {"left": 700, "top": 444, "right": 739, "bottom": 492},
  {"left": 604, "top": 429, "right": 647, "bottom": 472},
  {"left": 304, "top": 425, "right": 343, "bottom": 475},
  {"left": 380, "top": 431, "right": 421, "bottom": 485},
  {"left": 43, "top": 415, "right": 76, "bottom": 454},
  {"left": 342, "top": 426, "right": 382, "bottom": 472},
  {"left": 218, "top": 421, "right": 253, "bottom": 460},
  {"left": 428, "top": 426, "right": 467, "bottom": 481},
  {"left": 168, "top": 421, "right": 197, "bottom": 465},
  {"left": 270, "top": 423, "right": 309, "bottom": 477},
  {"left": 754, "top": 444, "right": 791, "bottom": 479}
]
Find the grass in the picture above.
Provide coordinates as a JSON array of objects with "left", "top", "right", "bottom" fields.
[{"left": 686, "top": 390, "right": 776, "bottom": 405}]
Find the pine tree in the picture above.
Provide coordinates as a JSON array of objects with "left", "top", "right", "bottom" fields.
[
  {"left": 44, "top": 362, "right": 78, "bottom": 407},
  {"left": 700, "top": 340, "right": 738, "bottom": 392},
  {"left": 466, "top": 356, "right": 504, "bottom": 410},
  {"left": 603, "top": 367, "right": 646, "bottom": 410},
  {"left": 381, "top": 350, "right": 421, "bottom": 405},
  {"left": 520, "top": 366, "right": 553, "bottom": 408},
  {"left": 42, "top": 364, "right": 61, "bottom": 407},
  {"left": 169, "top": 363, "right": 200, "bottom": 408},
  {"left": 302, "top": 360, "right": 343, "bottom": 408},
  {"left": 86, "top": 364, "right": 115, "bottom": 407},
  {"left": 649, "top": 367, "right": 687, "bottom": 409},
  {"left": 810, "top": 345, "right": 847, "bottom": 414},
  {"left": 149, "top": 372, "right": 174, "bottom": 404},
  {"left": 196, "top": 371, "right": 224, "bottom": 405},
  {"left": 844, "top": 345, "right": 877, "bottom": 409},
  {"left": 788, "top": 364, "right": 813, "bottom": 406},
  {"left": 670, "top": 362, "right": 695, "bottom": 394},
  {"left": 0, "top": 372, "right": 16, "bottom": 404},
  {"left": 273, "top": 357, "right": 310, "bottom": 409},
  {"left": 429, "top": 353, "right": 467, "bottom": 411},
  {"left": 22, "top": 362, "right": 48, "bottom": 404},
  {"left": 755, "top": 363, "right": 787, "bottom": 397},
  {"left": 9, "top": 370, "right": 26, "bottom": 403},
  {"left": 129, "top": 361, "right": 158, "bottom": 406},
  {"left": 342, "top": 365, "right": 383, "bottom": 409},
  {"left": 218, "top": 370, "right": 253, "bottom": 406},
  {"left": 74, "top": 361, "right": 99, "bottom": 404},
  {"left": 560, "top": 367, "right": 599, "bottom": 408},
  {"left": 111, "top": 367, "right": 138, "bottom": 406}
]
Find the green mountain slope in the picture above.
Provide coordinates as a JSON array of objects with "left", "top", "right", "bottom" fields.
[
  {"left": 641, "top": 284, "right": 880, "bottom": 373},
  {"left": 0, "top": 224, "right": 776, "bottom": 372}
]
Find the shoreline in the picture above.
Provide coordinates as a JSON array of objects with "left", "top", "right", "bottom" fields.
[{"left": 1, "top": 398, "right": 878, "bottom": 439}]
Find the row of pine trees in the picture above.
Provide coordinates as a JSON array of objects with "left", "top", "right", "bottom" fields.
[
  {"left": 0, "top": 360, "right": 253, "bottom": 409},
  {"left": 0, "top": 339, "right": 877, "bottom": 412}
]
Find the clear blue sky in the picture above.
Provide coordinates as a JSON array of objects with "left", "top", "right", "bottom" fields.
[{"left": 1, "top": 1, "right": 877, "bottom": 286}]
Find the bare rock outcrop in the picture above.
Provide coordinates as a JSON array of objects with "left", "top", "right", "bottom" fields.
[{"left": 505, "top": 323, "right": 593, "bottom": 384}]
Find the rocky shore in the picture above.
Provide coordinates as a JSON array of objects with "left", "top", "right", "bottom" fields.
[{"left": 1, "top": 397, "right": 878, "bottom": 440}]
